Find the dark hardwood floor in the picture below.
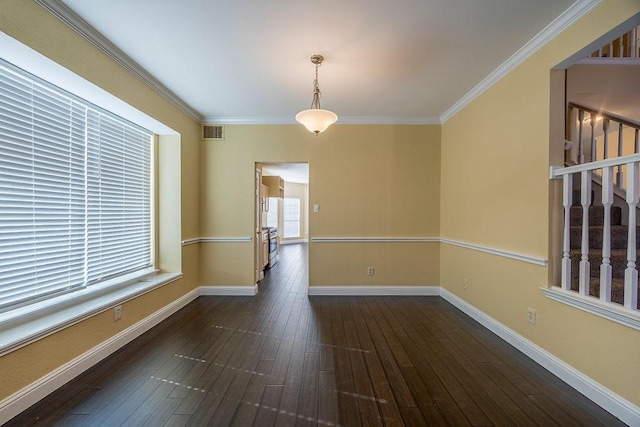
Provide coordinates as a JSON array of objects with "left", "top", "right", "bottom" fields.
[{"left": 7, "top": 243, "right": 625, "bottom": 426}]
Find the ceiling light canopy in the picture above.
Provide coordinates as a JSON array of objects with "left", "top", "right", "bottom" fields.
[{"left": 295, "top": 54, "right": 337, "bottom": 135}]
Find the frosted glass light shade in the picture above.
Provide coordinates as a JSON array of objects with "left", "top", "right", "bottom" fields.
[{"left": 295, "top": 108, "right": 338, "bottom": 135}]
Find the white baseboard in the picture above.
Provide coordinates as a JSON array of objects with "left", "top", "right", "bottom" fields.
[
  {"left": 3, "top": 284, "right": 637, "bottom": 426},
  {"left": 199, "top": 285, "right": 258, "bottom": 296},
  {"left": 439, "top": 288, "right": 640, "bottom": 427},
  {"left": 307, "top": 286, "right": 439, "bottom": 296},
  {"left": 0, "top": 287, "right": 200, "bottom": 425},
  {"left": 280, "top": 239, "right": 308, "bottom": 245}
]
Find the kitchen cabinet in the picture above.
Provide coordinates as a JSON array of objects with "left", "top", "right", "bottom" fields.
[{"left": 263, "top": 176, "right": 284, "bottom": 198}]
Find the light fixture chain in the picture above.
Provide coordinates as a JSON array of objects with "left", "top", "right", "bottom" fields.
[{"left": 311, "top": 62, "right": 321, "bottom": 109}]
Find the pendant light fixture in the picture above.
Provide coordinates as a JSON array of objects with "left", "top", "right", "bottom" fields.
[{"left": 295, "top": 54, "right": 338, "bottom": 135}]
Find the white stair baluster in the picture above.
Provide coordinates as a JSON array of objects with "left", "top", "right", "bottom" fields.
[
  {"left": 616, "top": 123, "right": 623, "bottom": 186},
  {"left": 602, "top": 119, "right": 609, "bottom": 159},
  {"left": 562, "top": 174, "right": 573, "bottom": 291},
  {"left": 590, "top": 113, "right": 597, "bottom": 162},
  {"left": 625, "top": 162, "right": 639, "bottom": 310},
  {"left": 578, "top": 110, "right": 584, "bottom": 164},
  {"left": 600, "top": 167, "right": 613, "bottom": 302},
  {"left": 579, "top": 170, "right": 592, "bottom": 296}
]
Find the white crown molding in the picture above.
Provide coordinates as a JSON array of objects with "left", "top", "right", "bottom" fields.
[
  {"left": 439, "top": 0, "right": 602, "bottom": 123},
  {"left": 441, "top": 288, "right": 640, "bottom": 426},
  {"left": 201, "top": 116, "right": 442, "bottom": 125},
  {"left": 34, "top": 0, "right": 202, "bottom": 123}
]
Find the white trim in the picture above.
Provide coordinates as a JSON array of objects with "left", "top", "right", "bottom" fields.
[
  {"left": 0, "top": 32, "right": 177, "bottom": 136},
  {"left": 440, "top": 0, "right": 601, "bottom": 123},
  {"left": 0, "top": 272, "right": 182, "bottom": 357},
  {"left": 280, "top": 239, "right": 308, "bottom": 245},
  {"left": 307, "top": 286, "right": 439, "bottom": 296},
  {"left": 310, "top": 237, "right": 547, "bottom": 266},
  {"left": 34, "top": 0, "right": 202, "bottom": 122},
  {"left": 440, "top": 288, "right": 640, "bottom": 426},
  {"left": 311, "top": 237, "right": 439, "bottom": 243},
  {"left": 3, "top": 284, "right": 638, "bottom": 425},
  {"left": 0, "top": 287, "right": 200, "bottom": 425},
  {"left": 199, "top": 285, "right": 258, "bottom": 296},
  {"left": 201, "top": 116, "right": 442, "bottom": 126},
  {"left": 440, "top": 238, "right": 548, "bottom": 266},
  {"left": 181, "top": 237, "right": 200, "bottom": 246},
  {"left": 543, "top": 286, "right": 640, "bottom": 331},
  {"left": 181, "top": 237, "right": 253, "bottom": 245},
  {"left": 578, "top": 58, "right": 640, "bottom": 66},
  {"left": 200, "top": 237, "right": 252, "bottom": 243},
  {"left": 551, "top": 153, "right": 640, "bottom": 176}
]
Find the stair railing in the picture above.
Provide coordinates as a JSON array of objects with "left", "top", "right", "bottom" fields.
[
  {"left": 551, "top": 154, "right": 640, "bottom": 312},
  {"left": 589, "top": 25, "right": 639, "bottom": 59},
  {"left": 566, "top": 102, "right": 640, "bottom": 190}
]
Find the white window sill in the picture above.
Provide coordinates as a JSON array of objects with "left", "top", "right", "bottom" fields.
[
  {"left": 0, "top": 270, "right": 182, "bottom": 356},
  {"left": 543, "top": 286, "right": 640, "bottom": 330}
]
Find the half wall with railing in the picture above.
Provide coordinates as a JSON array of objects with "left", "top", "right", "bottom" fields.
[{"left": 550, "top": 102, "right": 640, "bottom": 324}]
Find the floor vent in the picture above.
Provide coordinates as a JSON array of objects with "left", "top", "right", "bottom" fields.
[{"left": 202, "top": 124, "right": 224, "bottom": 140}]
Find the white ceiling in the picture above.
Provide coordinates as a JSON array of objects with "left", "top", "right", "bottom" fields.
[
  {"left": 58, "top": 0, "right": 578, "bottom": 124},
  {"left": 263, "top": 163, "right": 309, "bottom": 185}
]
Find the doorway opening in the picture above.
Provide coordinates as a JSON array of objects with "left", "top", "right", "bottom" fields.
[
  {"left": 255, "top": 162, "right": 310, "bottom": 290},
  {"left": 548, "top": 13, "right": 640, "bottom": 298}
]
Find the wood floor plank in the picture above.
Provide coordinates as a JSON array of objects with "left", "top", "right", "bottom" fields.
[
  {"left": 394, "top": 300, "right": 493, "bottom": 426},
  {"left": 343, "top": 320, "right": 383, "bottom": 426},
  {"left": 351, "top": 300, "right": 404, "bottom": 425},
  {"left": 331, "top": 328, "right": 362, "bottom": 426},
  {"left": 142, "top": 396, "right": 183, "bottom": 427},
  {"left": 399, "top": 406, "right": 429, "bottom": 427},
  {"left": 231, "top": 358, "right": 275, "bottom": 426},
  {"left": 5, "top": 243, "right": 625, "bottom": 427},
  {"left": 294, "top": 351, "right": 320, "bottom": 427},
  {"left": 318, "top": 370, "right": 339, "bottom": 426},
  {"left": 364, "top": 317, "right": 416, "bottom": 407},
  {"left": 253, "top": 384, "right": 282, "bottom": 427}
]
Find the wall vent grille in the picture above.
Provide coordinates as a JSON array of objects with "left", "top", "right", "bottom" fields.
[{"left": 202, "top": 124, "right": 224, "bottom": 140}]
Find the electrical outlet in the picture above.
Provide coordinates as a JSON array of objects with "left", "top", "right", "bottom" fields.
[
  {"left": 463, "top": 278, "right": 468, "bottom": 289},
  {"left": 113, "top": 305, "right": 122, "bottom": 322},
  {"left": 527, "top": 307, "right": 536, "bottom": 325},
  {"left": 367, "top": 266, "right": 374, "bottom": 276}
]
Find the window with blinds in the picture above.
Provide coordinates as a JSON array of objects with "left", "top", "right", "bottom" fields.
[
  {"left": 0, "top": 59, "right": 152, "bottom": 312},
  {"left": 283, "top": 198, "right": 300, "bottom": 238}
]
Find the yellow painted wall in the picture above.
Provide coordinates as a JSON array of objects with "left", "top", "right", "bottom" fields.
[
  {"left": 0, "top": 0, "right": 201, "bottom": 401},
  {"left": 200, "top": 124, "right": 441, "bottom": 287},
  {"left": 2, "top": 0, "right": 637, "bottom": 416},
  {"left": 441, "top": 0, "right": 640, "bottom": 406}
]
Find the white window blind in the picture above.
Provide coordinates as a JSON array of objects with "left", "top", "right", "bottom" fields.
[
  {"left": 0, "top": 59, "right": 152, "bottom": 311},
  {"left": 283, "top": 198, "right": 300, "bottom": 238}
]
